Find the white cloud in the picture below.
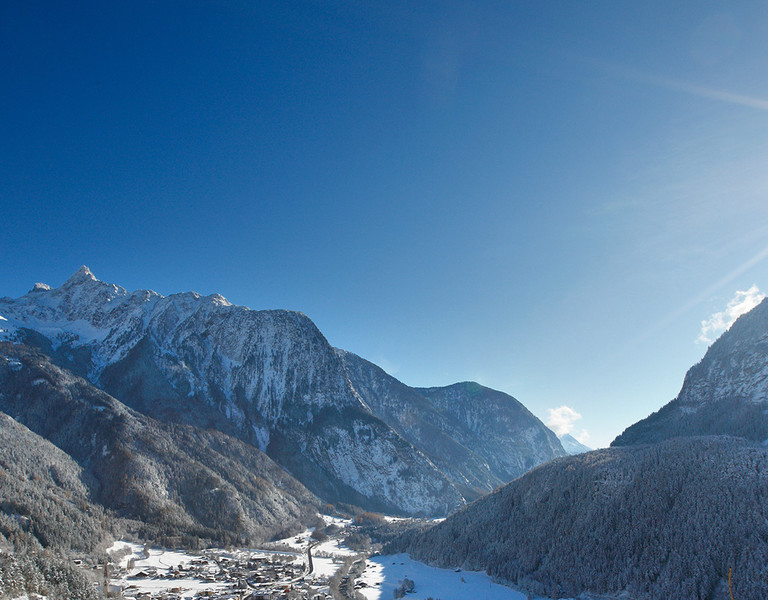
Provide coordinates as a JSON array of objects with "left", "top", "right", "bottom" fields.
[
  {"left": 698, "top": 285, "right": 765, "bottom": 344},
  {"left": 546, "top": 405, "right": 582, "bottom": 436}
]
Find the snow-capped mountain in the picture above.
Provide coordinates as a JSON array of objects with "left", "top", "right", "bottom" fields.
[
  {"left": 1, "top": 267, "right": 564, "bottom": 515},
  {"left": 613, "top": 297, "right": 768, "bottom": 446},
  {"left": 558, "top": 433, "right": 592, "bottom": 455}
]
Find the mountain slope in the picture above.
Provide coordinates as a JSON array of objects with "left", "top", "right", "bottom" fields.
[
  {"left": 613, "top": 297, "right": 768, "bottom": 446},
  {"left": 0, "top": 343, "right": 319, "bottom": 545},
  {"left": 397, "top": 436, "right": 768, "bottom": 600},
  {"left": 338, "top": 350, "right": 566, "bottom": 498},
  {"left": 559, "top": 433, "right": 592, "bottom": 455},
  {"left": 0, "top": 409, "right": 113, "bottom": 554},
  {"left": 416, "top": 382, "right": 566, "bottom": 480}
]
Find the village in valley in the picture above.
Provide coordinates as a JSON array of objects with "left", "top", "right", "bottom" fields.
[
  {"left": 92, "top": 514, "right": 532, "bottom": 600},
  {"left": 100, "top": 516, "right": 366, "bottom": 600}
]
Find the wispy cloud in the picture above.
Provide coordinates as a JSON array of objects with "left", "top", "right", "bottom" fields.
[
  {"left": 698, "top": 285, "right": 765, "bottom": 344},
  {"left": 590, "top": 59, "right": 768, "bottom": 112},
  {"left": 651, "top": 78, "right": 768, "bottom": 112}
]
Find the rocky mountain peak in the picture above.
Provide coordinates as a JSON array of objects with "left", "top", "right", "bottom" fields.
[{"left": 65, "top": 265, "right": 98, "bottom": 285}]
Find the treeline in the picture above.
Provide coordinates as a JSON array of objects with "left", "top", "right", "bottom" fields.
[
  {"left": 613, "top": 395, "right": 768, "bottom": 446},
  {"left": 395, "top": 437, "right": 768, "bottom": 600}
]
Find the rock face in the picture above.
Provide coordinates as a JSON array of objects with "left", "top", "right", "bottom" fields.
[
  {"left": 0, "top": 267, "right": 564, "bottom": 515},
  {"left": 416, "top": 382, "right": 566, "bottom": 480},
  {"left": 397, "top": 436, "right": 768, "bottom": 600},
  {"left": 613, "top": 297, "right": 768, "bottom": 446},
  {"left": 338, "top": 351, "right": 566, "bottom": 498}
]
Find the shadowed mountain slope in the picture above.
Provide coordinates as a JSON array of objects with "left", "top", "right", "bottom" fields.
[{"left": 0, "top": 344, "right": 319, "bottom": 546}]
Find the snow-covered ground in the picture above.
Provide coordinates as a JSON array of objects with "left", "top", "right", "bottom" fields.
[
  {"left": 103, "top": 522, "right": 582, "bottom": 600},
  {"left": 268, "top": 517, "right": 357, "bottom": 558},
  {"left": 313, "top": 537, "right": 357, "bottom": 557},
  {"left": 357, "top": 554, "right": 575, "bottom": 600},
  {"left": 105, "top": 522, "right": 356, "bottom": 599},
  {"left": 312, "top": 555, "right": 348, "bottom": 579},
  {"left": 106, "top": 540, "right": 145, "bottom": 568}
]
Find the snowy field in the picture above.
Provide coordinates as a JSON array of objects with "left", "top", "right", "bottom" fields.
[{"left": 357, "top": 554, "right": 584, "bottom": 600}]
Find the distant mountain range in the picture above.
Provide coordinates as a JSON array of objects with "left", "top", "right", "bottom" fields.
[{"left": 0, "top": 267, "right": 565, "bottom": 521}]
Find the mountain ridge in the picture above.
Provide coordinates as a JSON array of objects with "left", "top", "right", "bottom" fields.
[
  {"left": 613, "top": 297, "right": 768, "bottom": 446},
  {"left": 1, "top": 267, "right": 565, "bottom": 516}
]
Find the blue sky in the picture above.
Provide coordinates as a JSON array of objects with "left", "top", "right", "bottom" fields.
[{"left": 2, "top": 1, "right": 768, "bottom": 447}]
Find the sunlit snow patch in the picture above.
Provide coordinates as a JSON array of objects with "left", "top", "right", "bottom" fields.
[{"left": 357, "top": 554, "right": 587, "bottom": 600}]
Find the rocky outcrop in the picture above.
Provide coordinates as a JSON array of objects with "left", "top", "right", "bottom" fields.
[{"left": 613, "top": 297, "right": 768, "bottom": 446}]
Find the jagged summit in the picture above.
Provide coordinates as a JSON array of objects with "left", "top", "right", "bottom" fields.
[
  {"left": 0, "top": 269, "right": 465, "bottom": 514},
  {"left": 208, "top": 292, "right": 232, "bottom": 307},
  {"left": 65, "top": 265, "right": 97, "bottom": 284}
]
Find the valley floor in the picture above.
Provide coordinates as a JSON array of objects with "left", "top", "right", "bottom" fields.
[
  {"left": 355, "top": 553, "right": 558, "bottom": 600},
  {"left": 88, "top": 518, "right": 594, "bottom": 600}
]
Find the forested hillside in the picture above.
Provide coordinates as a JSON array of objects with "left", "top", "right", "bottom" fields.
[
  {"left": 0, "top": 411, "right": 109, "bottom": 599},
  {"left": 396, "top": 436, "right": 768, "bottom": 600},
  {"left": 0, "top": 344, "right": 320, "bottom": 548}
]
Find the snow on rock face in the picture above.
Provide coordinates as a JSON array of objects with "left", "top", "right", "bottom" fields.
[
  {"left": 336, "top": 350, "right": 566, "bottom": 496},
  {"left": 613, "top": 297, "right": 768, "bottom": 446},
  {"left": 677, "top": 298, "right": 768, "bottom": 408},
  {"left": 0, "top": 267, "right": 463, "bottom": 515},
  {"left": 417, "top": 382, "right": 567, "bottom": 479},
  {"left": 559, "top": 433, "right": 592, "bottom": 455}
]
